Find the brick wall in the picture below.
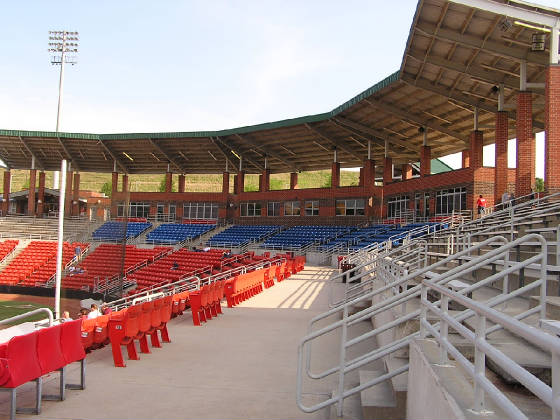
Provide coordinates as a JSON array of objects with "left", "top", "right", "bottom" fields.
[
  {"left": 546, "top": 65, "right": 560, "bottom": 191},
  {"left": 516, "top": 91, "right": 535, "bottom": 196},
  {"left": 494, "top": 111, "right": 509, "bottom": 203}
]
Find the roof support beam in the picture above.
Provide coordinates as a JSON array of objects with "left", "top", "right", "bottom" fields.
[
  {"left": 233, "top": 133, "right": 298, "bottom": 172},
  {"left": 215, "top": 137, "right": 263, "bottom": 172},
  {"left": 56, "top": 137, "right": 80, "bottom": 171},
  {"left": 415, "top": 20, "right": 549, "bottom": 65},
  {"left": 304, "top": 123, "right": 362, "bottom": 160},
  {"left": 18, "top": 136, "right": 45, "bottom": 170},
  {"left": 327, "top": 119, "right": 387, "bottom": 152},
  {"left": 148, "top": 138, "right": 184, "bottom": 173},
  {"left": 210, "top": 137, "right": 238, "bottom": 173},
  {"left": 333, "top": 117, "right": 420, "bottom": 153},
  {"left": 448, "top": 0, "right": 560, "bottom": 29},
  {"left": 363, "top": 98, "right": 469, "bottom": 146},
  {"left": 401, "top": 74, "right": 544, "bottom": 130},
  {"left": 98, "top": 140, "right": 128, "bottom": 174}
]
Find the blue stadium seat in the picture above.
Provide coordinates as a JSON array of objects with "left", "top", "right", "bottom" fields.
[
  {"left": 92, "top": 222, "right": 152, "bottom": 241},
  {"left": 146, "top": 224, "right": 215, "bottom": 244},
  {"left": 208, "top": 225, "right": 281, "bottom": 247}
]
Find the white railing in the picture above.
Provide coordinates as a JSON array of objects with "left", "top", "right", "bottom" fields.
[{"left": 297, "top": 233, "right": 549, "bottom": 417}]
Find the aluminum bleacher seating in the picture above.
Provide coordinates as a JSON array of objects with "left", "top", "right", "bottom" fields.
[
  {"left": 92, "top": 221, "right": 152, "bottom": 241},
  {"left": 208, "top": 225, "right": 281, "bottom": 247},
  {"left": 146, "top": 223, "right": 215, "bottom": 244}
]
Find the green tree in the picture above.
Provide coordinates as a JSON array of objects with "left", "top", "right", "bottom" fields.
[
  {"left": 100, "top": 181, "right": 112, "bottom": 197},
  {"left": 322, "top": 174, "right": 332, "bottom": 188},
  {"left": 535, "top": 177, "right": 544, "bottom": 192}
]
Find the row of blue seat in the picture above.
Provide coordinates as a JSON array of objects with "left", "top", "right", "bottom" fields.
[
  {"left": 146, "top": 224, "right": 215, "bottom": 244},
  {"left": 261, "top": 225, "right": 353, "bottom": 250},
  {"left": 92, "top": 222, "right": 152, "bottom": 240},
  {"left": 208, "top": 225, "right": 281, "bottom": 247}
]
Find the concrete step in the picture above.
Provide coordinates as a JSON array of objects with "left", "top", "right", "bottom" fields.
[
  {"left": 529, "top": 296, "right": 560, "bottom": 319},
  {"left": 359, "top": 370, "right": 404, "bottom": 420}
]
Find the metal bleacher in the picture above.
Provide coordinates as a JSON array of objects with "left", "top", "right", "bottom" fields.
[{"left": 297, "top": 192, "right": 560, "bottom": 419}]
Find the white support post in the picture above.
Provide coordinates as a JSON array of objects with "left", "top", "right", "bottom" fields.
[
  {"left": 334, "top": 148, "right": 338, "bottom": 163},
  {"left": 473, "top": 107, "right": 479, "bottom": 131},
  {"left": 551, "top": 26, "right": 559, "bottom": 65},
  {"left": 54, "top": 159, "right": 67, "bottom": 319},
  {"left": 384, "top": 139, "right": 388, "bottom": 158},
  {"left": 225, "top": 160, "right": 229, "bottom": 172},
  {"left": 113, "top": 160, "right": 117, "bottom": 173},
  {"left": 473, "top": 314, "right": 487, "bottom": 413},
  {"left": 367, "top": 140, "right": 371, "bottom": 160},
  {"left": 264, "top": 156, "right": 268, "bottom": 169},
  {"left": 520, "top": 61, "right": 527, "bottom": 91},
  {"left": 440, "top": 294, "right": 449, "bottom": 364},
  {"left": 239, "top": 156, "right": 242, "bottom": 172},
  {"left": 498, "top": 83, "right": 504, "bottom": 112}
]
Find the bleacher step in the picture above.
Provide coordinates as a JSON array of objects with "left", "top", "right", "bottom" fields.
[
  {"left": 359, "top": 370, "right": 404, "bottom": 420},
  {"left": 529, "top": 296, "right": 560, "bottom": 319}
]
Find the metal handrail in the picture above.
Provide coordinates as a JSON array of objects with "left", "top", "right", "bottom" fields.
[
  {"left": 0, "top": 308, "right": 54, "bottom": 327},
  {"left": 296, "top": 233, "right": 548, "bottom": 416},
  {"left": 421, "top": 278, "right": 560, "bottom": 419}
]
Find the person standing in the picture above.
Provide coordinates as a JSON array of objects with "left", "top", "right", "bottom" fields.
[{"left": 476, "top": 194, "right": 487, "bottom": 217}]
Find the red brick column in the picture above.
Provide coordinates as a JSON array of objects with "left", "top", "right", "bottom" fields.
[
  {"left": 545, "top": 65, "right": 560, "bottom": 191},
  {"left": 222, "top": 172, "right": 230, "bottom": 194},
  {"left": 165, "top": 172, "right": 172, "bottom": 193},
  {"left": 261, "top": 169, "right": 270, "bottom": 192},
  {"left": 516, "top": 91, "right": 535, "bottom": 196},
  {"left": 236, "top": 171, "right": 245, "bottom": 194},
  {"left": 72, "top": 172, "right": 80, "bottom": 216},
  {"left": 111, "top": 172, "right": 119, "bottom": 194},
  {"left": 290, "top": 172, "right": 298, "bottom": 189},
  {"left": 383, "top": 157, "right": 392, "bottom": 184},
  {"left": 362, "top": 159, "right": 375, "bottom": 187},
  {"left": 178, "top": 174, "right": 185, "bottom": 193},
  {"left": 470, "top": 131, "right": 483, "bottom": 169},
  {"left": 359, "top": 168, "right": 364, "bottom": 186},
  {"left": 401, "top": 163, "right": 412, "bottom": 180},
  {"left": 494, "top": 111, "right": 509, "bottom": 204},
  {"left": 233, "top": 175, "right": 238, "bottom": 194},
  {"left": 331, "top": 162, "right": 340, "bottom": 188},
  {"left": 2, "top": 171, "right": 9, "bottom": 215},
  {"left": 122, "top": 174, "right": 129, "bottom": 193},
  {"left": 462, "top": 150, "right": 470, "bottom": 168},
  {"left": 28, "top": 169, "right": 37, "bottom": 216},
  {"left": 420, "top": 146, "right": 431, "bottom": 177},
  {"left": 37, "top": 172, "right": 45, "bottom": 216},
  {"left": 65, "top": 170, "right": 73, "bottom": 216}
]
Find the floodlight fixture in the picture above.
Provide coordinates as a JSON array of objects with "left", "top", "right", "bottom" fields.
[{"left": 48, "top": 30, "right": 79, "bottom": 132}]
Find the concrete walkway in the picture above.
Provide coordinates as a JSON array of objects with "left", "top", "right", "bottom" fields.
[{"left": 6, "top": 266, "right": 349, "bottom": 420}]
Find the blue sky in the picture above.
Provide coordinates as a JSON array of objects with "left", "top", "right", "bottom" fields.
[{"left": 0, "top": 0, "right": 556, "bottom": 176}]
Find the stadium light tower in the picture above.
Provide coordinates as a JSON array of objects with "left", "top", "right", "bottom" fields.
[{"left": 48, "top": 30, "right": 79, "bottom": 132}]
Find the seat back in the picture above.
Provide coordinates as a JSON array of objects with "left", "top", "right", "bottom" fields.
[
  {"left": 93, "top": 315, "right": 109, "bottom": 344},
  {"left": 161, "top": 296, "right": 173, "bottom": 323},
  {"left": 125, "top": 305, "right": 141, "bottom": 337},
  {"left": 140, "top": 301, "right": 154, "bottom": 332},
  {"left": 150, "top": 299, "right": 163, "bottom": 327},
  {"left": 2, "top": 331, "right": 42, "bottom": 388},
  {"left": 61, "top": 319, "right": 86, "bottom": 364},
  {"left": 37, "top": 324, "right": 67, "bottom": 375}
]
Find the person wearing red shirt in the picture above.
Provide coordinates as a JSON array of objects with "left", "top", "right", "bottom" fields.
[{"left": 476, "top": 194, "right": 487, "bottom": 216}]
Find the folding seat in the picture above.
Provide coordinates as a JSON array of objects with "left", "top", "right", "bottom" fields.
[
  {"left": 60, "top": 319, "right": 87, "bottom": 391},
  {"left": 189, "top": 285, "right": 208, "bottom": 326},
  {"left": 157, "top": 296, "right": 173, "bottom": 343},
  {"left": 80, "top": 318, "right": 96, "bottom": 351},
  {"left": 37, "top": 324, "right": 68, "bottom": 401},
  {"left": 137, "top": 301, "right": 154, "bottom": 353},
  {"left": 0, "top": 331, "right": 43, "bottom": 420},
  {"left": 93, "top": 315, "right": 109, "bottom": 348},
  {"left": 108, "top": 307, "right": 141, "bottom": 367},
  {"left": 149, "top": 299, "right": 164, "bottom": 347}
]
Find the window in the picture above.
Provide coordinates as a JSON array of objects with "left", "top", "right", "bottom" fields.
[
  {"left": 436, "top": 187, "right": 466, "bottom": 215},
  {"left": 240, "top": 202, "right": 261, "bottom": 217},
  {"left": 335, "top": 199, "right": 365, "bottom": 216},
  {"left": 117, "top": 202, "right": 150, "bottom": 218},
  {"left": 305, "top": 200, "right": 319, "bottom": 216},
  {"left": 284, "top": 201, "right": 301, "bottom": 216},
  {"left": 387, "top": 196, "right": 409, "bottom": 218},
  {"left": 267, "top": 202, "right": 280, "bottom": 217},
  {"left": 183, "top": 202, "right": 218, "bottom": 219}
]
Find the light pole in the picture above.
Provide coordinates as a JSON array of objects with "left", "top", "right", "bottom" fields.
[
  {"left": 48, "top": 31, "right": 78, "bottom": 318},
  {"left": 48, "top": 30, "right": 78, "bottom": 189}
]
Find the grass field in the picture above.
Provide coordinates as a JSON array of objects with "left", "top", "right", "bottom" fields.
[
  {"left": 2, "top": 168, "right": 361, "bottom": 195},
  {"left": 0, "top": 300, "right": 50, "bottom": 326}
]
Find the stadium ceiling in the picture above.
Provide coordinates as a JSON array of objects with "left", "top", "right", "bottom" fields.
[{"left": 0, "top": 0, "right": 558, "bottom": 175}]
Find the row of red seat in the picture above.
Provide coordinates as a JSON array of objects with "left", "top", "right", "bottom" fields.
[
  {"left": 0, "top": 240, "right": 18, "bottom": 264},
  {"left": 0, "top": 320, "right": 85, "bottom": 420}
]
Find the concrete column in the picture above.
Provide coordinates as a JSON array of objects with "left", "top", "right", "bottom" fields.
[
  {"left": 65, "top": 170, "right": 73, "bottom": 216},
  {"left": 28, "top": 169, "right": 37, "bottom": 216},
  {"left": 111, "top": 172, "right": 119, "bottom": 195},
  {"left": 122, "top": 174, "right": 129, "bottom": 193},
  {"left": 401, "top": 163, "right": 412, "bottom": 181},
  {"left": 261, "top": 169, "right": 270, "bottom": 192},
  {"left": 290, "top": 172, "right": 298, "bottom": 190},
  {"left": 516, "top": 91, "right": 535, "bottom": 196},
  {"left": 494, "top": 111, "right": 509, "bottom": 203},
  {"left": 37, "top": 172, "right": 45, "bottom": 216},
  {"left": 165, "top": 172, "right": 172, "bottom": 193},
  {"left": 222, "top": 172, "right": 230, "bottom": 194},
  {"left": 362, "top": 159, "right": 375, "bottom": 187},
  {"left": 178, "top": 174, "right": 185, "bottom": 193},
  {"left": 236, "top": 171, "right": 245, "bottom": 194},
  {"left": 331, "top": 162, "right": 340, "bottom": 188},
  {"left": 383, "top": 157, "right": 392, "bottom": 184},
  {"left": 2, "top": 171, "right": 9, "bottom": 215},
  {"left": 462, "top": 150, "right": 470, "bottom": 168},
  {"left": 545, "top": 65, "right": 560, "bottom": 191},
  {"left": 470, "top": 131, "right": 483, "bottom": 169},
  {"left": 72, "top": 172, "right": 80, "bottom": 216},
  {"left": 420, "top": 146, "right": 431, "bottom": 177}
]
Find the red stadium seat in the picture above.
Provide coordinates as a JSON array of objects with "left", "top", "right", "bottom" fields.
[
  {"left": 108, "top": 307, "right": 141, "bottom": 367},
  {"left": 60, "top": 319, "right": 87, "bottom": 391},
  {"left": 37, "top": 324, "right": 67, "bottom": 401}
]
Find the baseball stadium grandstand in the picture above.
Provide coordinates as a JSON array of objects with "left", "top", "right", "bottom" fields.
[{"left": 0, "top": 0, "right": 559, "bottom": 419}]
